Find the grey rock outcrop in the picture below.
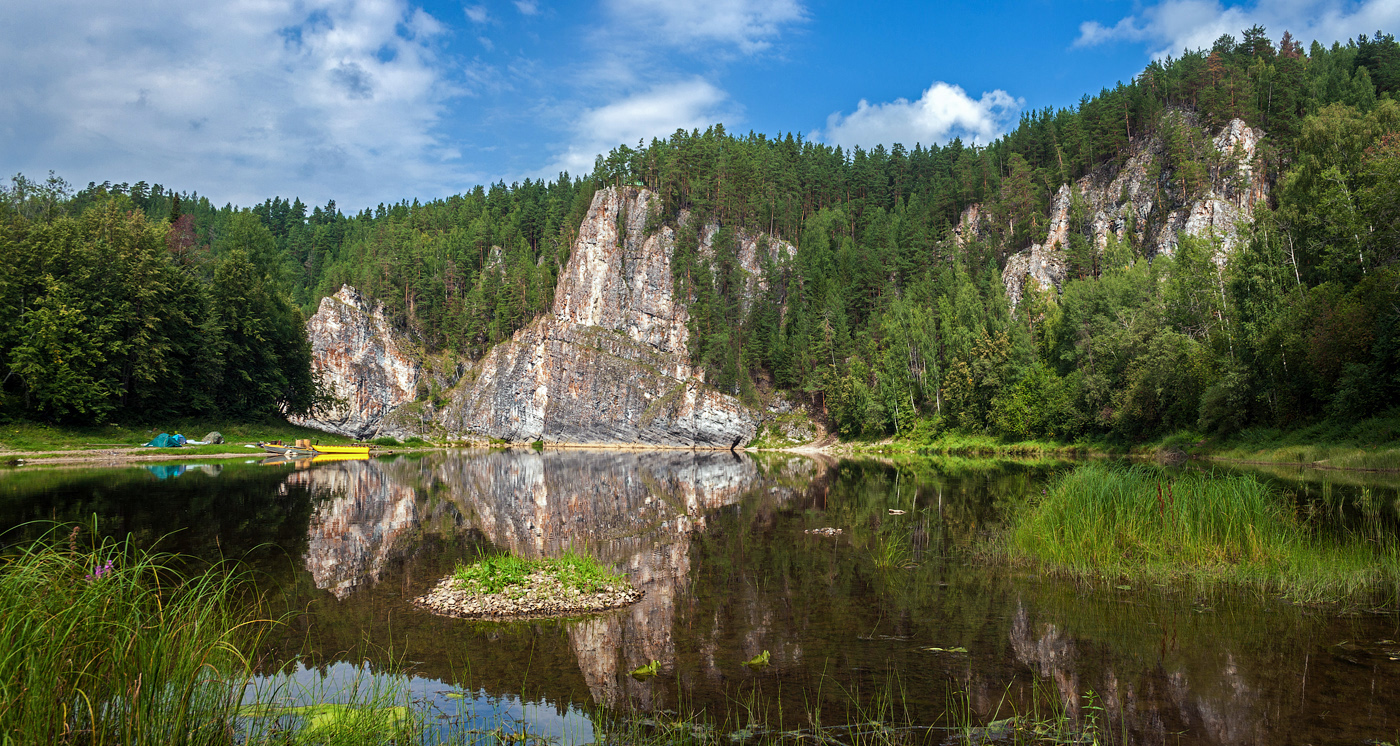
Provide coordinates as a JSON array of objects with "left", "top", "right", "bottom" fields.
[
  {"left": 290, "top": 285, "right": 423, "bottom": 438},
  {"left": 295, "top": 189, "right": 793, "bottom": 446},
  {"left": 1002, "top": 114, "right": 1269, "bottom": 307},
  {"left": 438, "top": 187, "right": 780, "bottom": 448}
]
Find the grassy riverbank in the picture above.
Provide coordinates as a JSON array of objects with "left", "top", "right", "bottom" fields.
[
  {"left": 0, "top": 418, "right": 363, "bottom": 457},
  {"left": 1003, "top": 463, "right": 1400, "bottom": 603},
  {"left": 1153, "top": 413, "right": 1400, "bottom": 472},
  {"left": 0, "top": 528, "right": 265, "bottom": 745},
  {"left": 836, "top": 412, "right": 1400, "bottom": 472}
]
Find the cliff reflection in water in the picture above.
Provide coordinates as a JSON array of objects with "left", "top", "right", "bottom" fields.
[
  {"left": 279, "top": 453, "right": 1400, "bottom": 744},
  {"left": 291, "top": 463, "right": 421, "bottom": 599},
  {"left": 290, "top": 449, "right": 825, "bottom": 708}
]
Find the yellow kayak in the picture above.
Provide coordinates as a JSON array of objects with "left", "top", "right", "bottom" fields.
[
  {"left": 310, "top": 453, "right": 370, "bottom": 463},
  {"left": 312, "top": 444, "right": 372, "bottom": 456}
]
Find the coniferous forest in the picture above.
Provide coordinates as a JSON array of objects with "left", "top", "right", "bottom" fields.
[{"left": 2, "top": 27, "right": 1398, "bottom": 442}]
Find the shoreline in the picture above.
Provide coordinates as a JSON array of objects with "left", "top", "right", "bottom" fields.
[{"left": 4, "top": 432, "right": 1398, "bottom": 475}]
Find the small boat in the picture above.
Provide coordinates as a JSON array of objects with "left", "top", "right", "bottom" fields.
[
  {"left": 259, "top": 443, "right": 315, "bottom": 457},
  {"left": 310, "top": 442, "right": 369, "bottom": 453}
]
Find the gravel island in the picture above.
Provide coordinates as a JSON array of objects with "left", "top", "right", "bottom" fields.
[{"left": 413, "top": 555, "right": 643, "bottom": 619}]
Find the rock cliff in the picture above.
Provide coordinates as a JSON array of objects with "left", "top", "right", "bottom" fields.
[
  {"left": 999, "top": 114, "right": 1269, "bottom": 307},
  {"left": 437, "top": 187, "right": 783, "bottom": 448},
  {"left": 298, "top": 189, "right": 788, "bottom": 447},
  {"left": 290, "top": 285, "right": 423, "bottom": 438}
]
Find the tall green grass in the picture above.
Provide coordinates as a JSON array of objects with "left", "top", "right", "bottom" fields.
[
  {"left": 1006, "top": 463, "right": 1400, "bottom": 603},
  {"left": 0, "top": 526, "right": 267, "bottom": 745},
  {"left": 452, "top": 550, "right": 626, "bottom": 595}
]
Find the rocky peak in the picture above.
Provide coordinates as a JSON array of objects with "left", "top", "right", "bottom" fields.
[
  {"left": 436, "top": 187, "right": 770, "bottom": 447},
  {"left": 1002, "top": 114, "right": 1270, "bottom": 307},
  {"left": 553, "top": 188, "right": 689, "bottom": 355},
  {"left": 289, "top": 284, "right": 422, "bottom": 439}
]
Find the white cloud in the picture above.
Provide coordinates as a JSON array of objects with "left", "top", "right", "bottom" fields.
[
  {"left": 604, "top": 0, "right": 806, "bottom": 53},
  {"left": 514, "top": 0, "right": 540, "bottom": 16},
  {"left": 544, "top": 79, "right": 736, "bottom": 177},
  {"left": 464, "top": 4, "right": 489, "bottom": 24},
  {"left": 1074, "top": 0, "right": 1400, "bottom": 58},
  {"left": 819, "top": 82, "right": 1022, "bottom": 150},
  {"left": 0, "top": 0, "right": 466, "bottom": 209}
]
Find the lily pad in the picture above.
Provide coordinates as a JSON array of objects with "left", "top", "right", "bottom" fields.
[
  {"left": 630, "top": 660, "right": 661, "bottom": 678},
  {"left": 741, "top": 650, "right": 771, "bottom": 668},
  {"left": 247, "top": 703, "right": 412, "bottom": 740}
]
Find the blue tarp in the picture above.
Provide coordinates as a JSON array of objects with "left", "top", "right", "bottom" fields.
[{"left": 143, "top": 433, "right": 186, "bottom": 447}]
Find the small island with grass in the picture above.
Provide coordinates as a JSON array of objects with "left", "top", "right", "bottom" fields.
[{"left": 414, "top": 551, "right": 642, "bottom": 619}]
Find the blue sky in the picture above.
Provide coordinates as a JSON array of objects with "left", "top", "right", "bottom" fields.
[{"left": 2, "top": 0, "right": 1396, "bottom": 210}]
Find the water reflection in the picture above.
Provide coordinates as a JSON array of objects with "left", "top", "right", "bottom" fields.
[
  {"left": 293, "top": 462, "right": 421, "bottom": 599},
  {"left": 4, "top": 452, "right": 1400, "bottom": 745},
  {"left": 289, "top": 450, "right": 829, "bottom": 710}
]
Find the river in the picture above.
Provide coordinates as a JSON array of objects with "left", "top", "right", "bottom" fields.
[{"left": 2, "top": 450, "right": 1397, "bottom": 745}]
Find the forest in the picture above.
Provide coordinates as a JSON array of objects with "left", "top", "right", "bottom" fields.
[{"left": 1, "top": 27, "right": 1397, "bottom": 442}]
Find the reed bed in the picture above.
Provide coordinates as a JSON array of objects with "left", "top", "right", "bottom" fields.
[
  {"left": 1006, "top": 463, "right": 1400, "bottom": 603},
  {"left": 0, "top": 526, "right": 268, "bottom": 745}
]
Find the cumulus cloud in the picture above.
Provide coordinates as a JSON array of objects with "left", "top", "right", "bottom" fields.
[
  {"left": 819, "top": 82, "right": 1022, "bottom": 150},
  {"left": 1074, "top": 0, "right": 1400, "bottom": 58},
  {"left": 514, "top": 0, "right": 539, "bottom": 15},
  {"left": 604, "top": 0, "right": 806, "bottom": 53},
  {"left": 0, "top": 0, "right": 466, "bottom": 209},
  {"left": 545, "top": 79, "right": 736, "bottom": 177}
]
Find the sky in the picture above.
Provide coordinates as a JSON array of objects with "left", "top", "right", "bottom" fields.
[{"left": 2, "top": 0, "right": 1397, "bottom": 210}]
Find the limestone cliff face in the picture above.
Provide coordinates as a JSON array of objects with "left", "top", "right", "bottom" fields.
[
  {"left": 439, "top": 187, "right": 777, "bottom": 448},
  {"left": 290, "top": 285, "right": 422, "bottom": 438},
  {"left": 1000, "top": 114, "right": 1269, "bottom": 307}
]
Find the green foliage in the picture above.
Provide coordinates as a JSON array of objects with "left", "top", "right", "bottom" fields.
[
  {"left": 0, "top": 187, "right": 328, "bottom": 424},
  {"left": 451, "top": 551, "right": 625, "bottom": 596},
  {"left": 0, "top": 527, "right": 266, "bottom": 744}
]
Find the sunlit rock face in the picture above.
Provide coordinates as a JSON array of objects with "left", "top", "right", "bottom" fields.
[
  {"left": 293, "top": 460, "right": 421, "bottom": 599},
  {"left": 291, "top": 285, "right": 423, "bottom": 438},
  {"left": 439, "top": 188, "right": 774, "bottom": 448},
  {"left": 1002, "top": 114, "right": 1269, "bottom": 307}
]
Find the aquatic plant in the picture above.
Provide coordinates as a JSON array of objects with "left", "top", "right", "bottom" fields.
[
  {"left": 741, "top": 650, "right": 771, "bottom": 668},
  {"left": 0, "top": 525, "right": 267, "bottom": 745},
  {"left": 1005, "top": 463, "right": 1400, "bottom": 603}
]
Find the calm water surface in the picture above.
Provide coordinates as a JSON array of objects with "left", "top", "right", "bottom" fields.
[{"left": 2, "top": 450, "right": 1398, "bottom": 745}]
